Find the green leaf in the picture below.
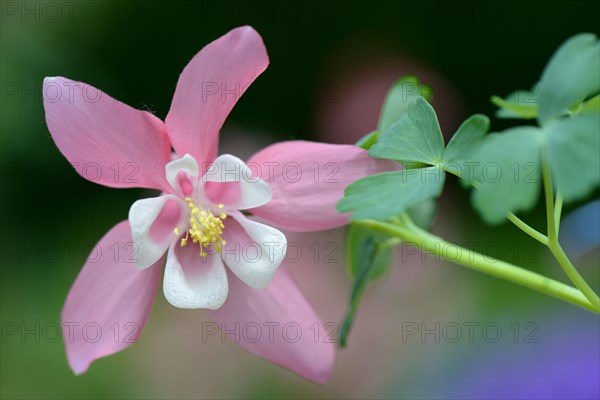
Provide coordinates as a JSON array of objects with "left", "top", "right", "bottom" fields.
[
  {"left": 538, "top": 33, "right": 600, "bottom": 125},
  {"left": 377, "top": 76, "right": 433, "bottom": 135},
  {"left": 370, "top": 96, "right": 445, "bottom": 165},
  {"left": 406, "top": 198, "right": 438, "bottom": 231},
  {"left": 575, "top": 94, "right": 600, "bottom": 115},
  {"left": 355, "top": 130, "right": 379, "bottom": 150},
  {"left": 339, "top": 235, "right": 378, "bottom": 347},
  {"left": 471, "top": 127, "right": 543, "bottom": 224},
  {"left": 337, "top": 166, "right": 446, "bottom": 221},
  {"left": 442, "top": 114, "right": 490, "bottom": 176},
  {"left": 491, "top": 89, "right": 538, "bottom": 119},
  {"left": 344, "top": 224, "right": 392, "bottom": 280},
  {"left": 546, "top": 115, "right": 600, "bottom": 202}
]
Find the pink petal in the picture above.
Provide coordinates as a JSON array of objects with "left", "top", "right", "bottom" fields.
[
  {"left": 208, "top": 266, "right": 335, "bottom": 383},
  {"left": 165, "top": 26, "right": 269, "bottom": 168},
  {"left": 248, "top": 141, "right": 398, "bottom": 231},
  {"left": 61, "top": 220, "right": 163, "bottom": 374},
  {"left": 43, "top": 77, "right": 171, "bottom": 190},
  {"left": 204, "top": 181, "right": 242, "bottom": 205}
]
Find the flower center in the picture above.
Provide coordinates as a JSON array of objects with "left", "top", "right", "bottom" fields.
[{"left": 174, "top": 197, "right": 227, "bottom": 257}]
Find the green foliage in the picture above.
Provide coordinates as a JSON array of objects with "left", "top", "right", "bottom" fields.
[
  {"left": 344, "top": 48, "right": 599, "bottom": 226},
  {"left": 546, "top": 115, "right": 600, "bottom": 202},
  {"left": 491, "top": 88, "right": 538, "bottom": 119},
  {"left": 377, "top": 76, "right": 433, "bottom": 136},
  {"left": 469, "top": 114, "right": 599, "bottom": 224},
  {"left": 339, "top": 96, "right": 488, "bottom": 222},
  {"left": 337, "top": 34, "right": 600, "bottom": 348},
  {"left": 575, "top": 94, "right": 600, "bottom": 115},
  {"left": 371, "top": 97, "right": 444, "bottom": 165},
  {"left": 470, "top": 127, "right": 543, "bottom": 224},
  {"left": 339, "top": 234, "right": 380, "bottom": 347},
  {"left": 343, "top": 34, "right": 599, "bottom": 226},
  {"left": 345, "top": 224, "right": 392, "bottom": 281},
  {"left": 537, "top": 33, "right": 600, "bottom": 125},
  {"left": 338, "top": 167, "right": 445, "bottom": 220},
  {"left": 355, "top": 130, "right": 379, "bottom": 150},
  {"left": 442, "top": 114, "right": 490, "bottom": 174},
  {"left": 339, "top": 79, "right": 436, "bottom": 346},
  {"left": 406, "top": 198, "right": 438, "bottom": 231},
  {"left": 476, "top": 34, "right": 600, "bottom": 223},
  {"left": 492, "top": 34, "right": 600, "bottom": 124}
]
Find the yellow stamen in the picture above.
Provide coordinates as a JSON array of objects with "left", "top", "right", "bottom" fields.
[{"left": 179, "top": 197, "right": 228, "bottom": 255}]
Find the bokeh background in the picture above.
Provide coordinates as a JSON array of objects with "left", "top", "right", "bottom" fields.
[{"left": 1, "top": 0, "right": 599, "bottom": 399}]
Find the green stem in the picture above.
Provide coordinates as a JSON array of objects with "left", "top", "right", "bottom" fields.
[
  {"left": 357, "top": 219, "right": 597, "bottom": 313},
  {"left": 541, "top": 150, "right": 557, "bottom": 243},
  {"left": 548, "top": 242, "right": 600, "bottom": 311},
  {"left": 445, "top": 168, "right": 547, "bottom": 244},
  {"left": 507, "top": 213, "right": 548, "bottom": 245},
  {"left": 540, "top": 148, "right": 600, "bottom": 311},
  {"left": 554, "top": 191, "right": 563, "bottom": 234},
  {"left": 378, "top": 238, "right": 402, "bottom": 252}
]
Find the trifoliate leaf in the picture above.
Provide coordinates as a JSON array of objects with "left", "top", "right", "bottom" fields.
[
  {"left": 344, "top": 224, "right": 392, "bottom": 281},
  {"left": 339, "top": 235, "right": 378, "bottom": 347},
  {"left": 545, "top": 114, "right": 600, "bottom": 202},
  {"left": 377, "top": 76, "right": 433, "bottom": 135},
  {"left": 491, "top": 88, "right": 539, "bottom": 119},
  {"left": 538, "top": 33, "right": 600, "bottom": 125},
  {"left": 370, "top": 96, "right": 445, "bottom": 165},
  {"left": 471, "top": 127, "right": 543, "bottom": 224},
  {"left": 337, "top": 166, "right": 446, "bottom": 221},
  {"left": 355, "top": 130, "right": 379, "bottom": 150}
]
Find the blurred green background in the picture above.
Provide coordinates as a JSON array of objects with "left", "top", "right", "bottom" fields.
[{"left": 1, "top": 0, "right": 599, "bottom": 399}]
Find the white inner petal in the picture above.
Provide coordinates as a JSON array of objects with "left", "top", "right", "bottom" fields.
[
  {"left": 128, "top": 195, "right": 185, "bottom": 269},
  {"left": 221, "top": 213, "right": 287, "bottom": 289},
  {"left": 163, "top": 240, "right": 229, "bottom": 309},
  {"left": 165, "top": 153, "right": 200, "bottom": 197},
  {"left": 202, "top": 154, "right": 272, "bottom": 210}
]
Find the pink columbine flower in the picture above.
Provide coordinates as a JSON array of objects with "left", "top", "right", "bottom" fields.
[{"left": 43, "top": 26, "right": 393, "bottom": 383}]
